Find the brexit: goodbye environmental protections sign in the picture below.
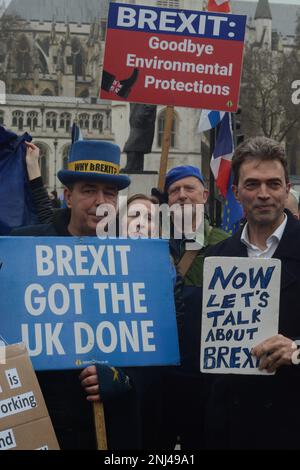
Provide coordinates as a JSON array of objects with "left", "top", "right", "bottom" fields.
[
  {"left": 200, "top": 257, "right": 281, "bottom": 375},
  {"left": 100, "top": 3, "right": 246, "bottom": 111},
  {"left": 0, "top": 237, "right": 179, "bottom": 371}
]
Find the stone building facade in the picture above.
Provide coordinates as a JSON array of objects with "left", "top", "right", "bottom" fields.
[
  {"left": 0, "top": 0, "right": 204, "bottom": 194},
  {"left": 0, "top": 0, "right": 299, "bottom": 194}
]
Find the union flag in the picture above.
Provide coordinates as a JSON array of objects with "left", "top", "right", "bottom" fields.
[{"left": 207, "top": 0, "right": 231, "bottom": 13}]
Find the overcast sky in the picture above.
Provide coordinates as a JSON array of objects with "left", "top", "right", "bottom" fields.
[
  {"left": 3, "top": 0, "right": 300, "bottom": 9},
  {"left": 3, "top": 0, "right": 300, "bottom": 6}
]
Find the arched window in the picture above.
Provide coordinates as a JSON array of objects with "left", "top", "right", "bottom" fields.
[
  {"left": 78, "top": 113, "right": 89, "bottom": 130},
  {"left": 92, "top": 113, "right": 104, "bottom": 133},
  {"left": 36, "top": 48, "right": 49, "bottom": 74},
  {"left": 27, "top": 111, "right": 38, "bottom": 131},
  {"left": 17, "top": 88, "right": 31, "bottom": 95},
  {"left": 16, "top": 34, "right": 31, "bottom": 75},
  {"left": 12, "top": 110, "right": 24, "bottom": 131},
  {"left": 0, "top": 111, "right": 4, "bottom": 126},
  {"left": 46, "top": 112, "right": 57, "bottom": 131},
  {"left": 59, "top": 113, "right": 71, "bottom": 132},
  {"left": 41, "top": 88, "right": 53, "bottom": 96},
  {"left": 71, "top": 37, "right": 84, "bottom": 78},
  {"left": 157, "top": 109, "right": 177, "bottom": 148},
  {"left": 35, "top": 143, "right": 49, "bottom": 186},
  {"left": 78, "top": 89, "right": 89, "bottom": 98}
]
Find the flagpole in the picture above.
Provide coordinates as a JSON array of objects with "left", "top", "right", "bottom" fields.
[
  {"left": 93, "top": 402, "right": 108, "bottom": 450},
  {"left": 209, "top": 127, "right": 216, "bottom": 225},
  {"left": 232, "top": 112, "right": 237, "bottom": 148},
  {"left": 158, "top": 106, "right": 174, "bottom": 191}
]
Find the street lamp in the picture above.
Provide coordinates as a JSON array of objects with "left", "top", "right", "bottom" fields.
[
  {"left": 54, "top": 138, "right": 58, "bottom": 191},
  {"left": 105, "top": 107, "right": 111, "bottom": 131},
  {"left": 40, "top": 104, "right": 45, "bottom": 132}
]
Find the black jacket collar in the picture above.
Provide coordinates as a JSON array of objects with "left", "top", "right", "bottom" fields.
[
  {"left": 219, "top": 210, "right": 300, "bottom": 260},
  {"left": 52, "top": 209, "right": 72, "bottom": 236},
  {"left": 214, "top": 211, "right": 300, "bottom": 290}
]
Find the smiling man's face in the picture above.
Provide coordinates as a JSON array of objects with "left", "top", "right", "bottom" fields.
[{"left": 233, "top": 158, "right": 290, "bottom": 229}]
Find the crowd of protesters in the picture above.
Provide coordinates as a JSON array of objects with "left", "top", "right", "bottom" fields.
[{"left": 1, "top": 122, "right": 300, "bottom": 450}]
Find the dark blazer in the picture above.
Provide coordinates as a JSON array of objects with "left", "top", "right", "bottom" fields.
[{"left": 204, "top": 211, "right": 300, "bottom": 449}]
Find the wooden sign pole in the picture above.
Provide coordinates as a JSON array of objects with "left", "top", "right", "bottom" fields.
[
  {"left": 93, "top": 402, "right": 108, "bottom": 450},
  {"left": 158, "top": 105, "right": 174, "bottom": 192}
]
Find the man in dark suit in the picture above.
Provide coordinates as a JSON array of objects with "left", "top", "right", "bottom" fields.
[{"left": 205, "top": 136, "right": 300, "bottom": 449}]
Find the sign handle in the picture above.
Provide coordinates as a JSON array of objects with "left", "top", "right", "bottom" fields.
[
  {"left": 93, "top": 401, "right": 108, "bottom": 450},
  {"left": 158, "top": 105, "right": 174, "bottom": 192}
]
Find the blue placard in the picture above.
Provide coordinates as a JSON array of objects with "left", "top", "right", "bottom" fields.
[
  {"left": 0, "top": 237, "right": 179, "bottom": 371},
  {"left": 108, "top": 3, "right": 247, "bottom": 42}
]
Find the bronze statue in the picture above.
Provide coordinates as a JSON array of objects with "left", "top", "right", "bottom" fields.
[{"left": 123, "top": 103, "right": 157, "bottom": 173}]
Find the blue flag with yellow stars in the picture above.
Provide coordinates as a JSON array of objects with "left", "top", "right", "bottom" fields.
[
  {"left": 95, "top": 364, "right": 132, "bottom": 402},
  {"left": 222, "top": 171, "right": 244, "bottom": 234}
]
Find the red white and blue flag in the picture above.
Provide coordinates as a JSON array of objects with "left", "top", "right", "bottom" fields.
[
  {"left": 198, "top": 109, "right": 225, "bottom": 133},
  {"left": 211, "top": 112, "right": 243, "bottom": 232},
  {"left": 197, "top": 1, "right": 232, "bottom": 131},
  {"left": 208, "top": 0, "right": 231, "bottom": 13},
  {"left": 211, "top": 112, "right": 233, "bottom": 197}
]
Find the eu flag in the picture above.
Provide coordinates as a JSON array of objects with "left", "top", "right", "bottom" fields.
[{"left": 222, "top": 171, "right": 244, "bottom": 234}]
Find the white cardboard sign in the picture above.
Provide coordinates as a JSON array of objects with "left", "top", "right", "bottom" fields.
[{"left": 201, "top": 257, "right": 281, "bottom": 375}]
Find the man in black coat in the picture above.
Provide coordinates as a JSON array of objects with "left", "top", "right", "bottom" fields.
[
  {"left": 13, "top": 139, "right": 183, "bottom": 450},
  {"left": 204, "top": 136, "right": 300, "bottom": 449},
  {"left": 12, "top": 140, "right": 152, "bottom": 450}
]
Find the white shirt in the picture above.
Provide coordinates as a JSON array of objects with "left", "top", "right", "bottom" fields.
[{"left": 240, "top": 214, "right": 287, "bottom": 258}]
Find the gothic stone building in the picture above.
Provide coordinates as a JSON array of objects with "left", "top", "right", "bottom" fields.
[
  {"left": 0, "top": 0, "right": 204, "bottom": 193},
  {"left": 0, "top": 0, "right": 300, "bottom": 193}
]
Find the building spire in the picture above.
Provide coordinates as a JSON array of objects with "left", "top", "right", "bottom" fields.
[{"left": 255, "top": 0, "right": 272, "bottom": 20}]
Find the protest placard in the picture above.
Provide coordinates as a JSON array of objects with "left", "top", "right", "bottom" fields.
[
  {"left": 201, "top": 257, "right": 281, "bottom": 375},
  {"left": 100, "top": 2, "right": 246, "bottom": 111},
  {"left": 0, "top": 237, "right": 179, "bottom": 371},
  {"left": 0, "top": 343, "right": 59, "bottom": 450}
]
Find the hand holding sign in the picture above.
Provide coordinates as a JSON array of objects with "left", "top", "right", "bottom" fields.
[
  {"left": 252, "top": 334, "right": 297, "bottom": 373},
  {"left": 79, "top": 364, "right": 131, "bottom": 402},
  {"left": 80, "top": 366, "right": 100, "bottom": 402},
  {"left": 79, "top": 364, "right": 132, "bottom": 451},
  {"left": 201, "top": 257, "right": 281, "bottom": 375}
]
